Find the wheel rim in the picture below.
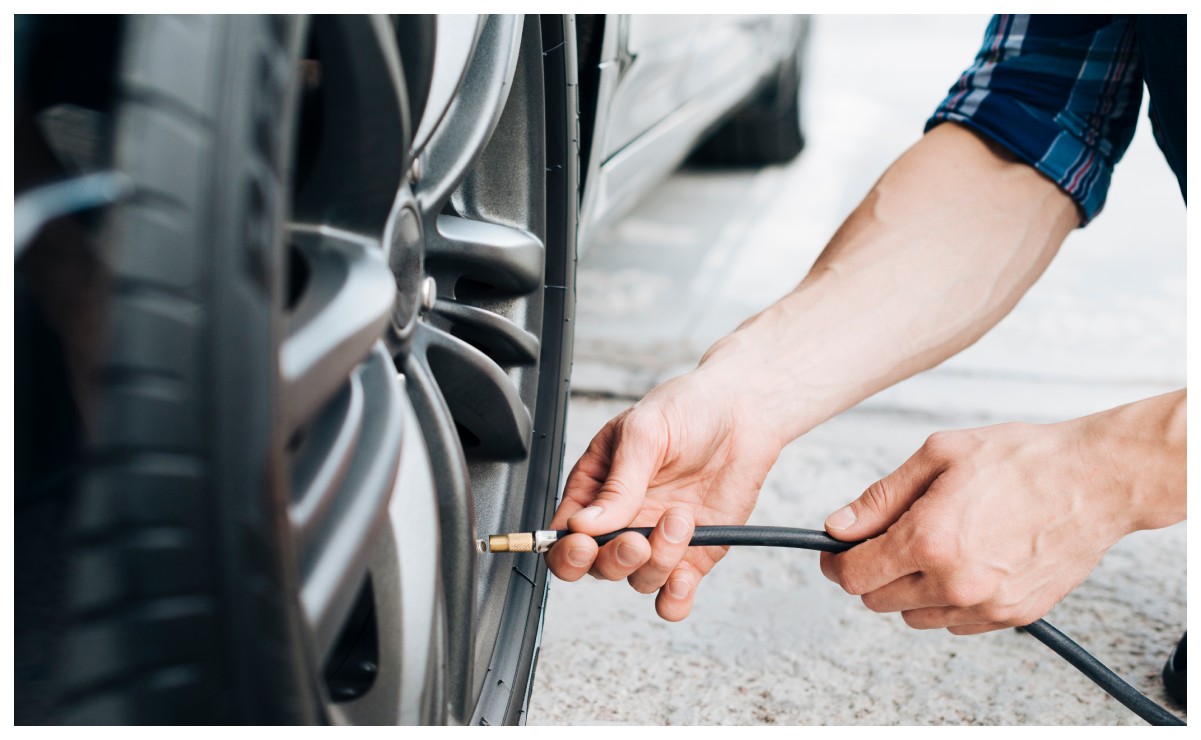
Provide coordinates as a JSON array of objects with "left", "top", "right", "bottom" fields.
[{"left": 278, "top": 15, "right": 569, "bottom": 724}]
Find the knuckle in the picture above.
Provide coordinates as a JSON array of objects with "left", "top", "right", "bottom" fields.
[
  {"left": 627, "top": 575, "right": 660, "bottom": 595},
  {"left": 604, "top": 565, "right": 636, "bottom": 582},
  {"left": 912, "top": 532, "right": 952, "bottom": 566},
  {"left": 839, "top": 574, "right": 867, "bottom": 597},
  {"left": 995, "top": 421, "right": 1028, "bottom": 436},
  {"left": 922, "top": 430, "right": 960, "bottom": 459},
  {"left": 942, "top": 581, "right": 981, "bottom": 609},
  {"left": 646, "top": 547, "right": 677, "bottom": 573},
  {"left": 596, "top": 478, "right": 635, "bottom": 502},
  {"left": 999, "top": 598, "right": 1047, "bottom": 629},
  {"left": 592, "top": 557, "right": 629, "bottom": 581},
  {"left": 978, "top": 603, "right": 1010, "bottom": 624},
  {"left": 859, "top": 480, "right": 893, "bottom": 516},
  {"left": 620, "top": 409, "right": 665, "bottom": 446},
  {"left": 860, "top": 592, "right": 888, "bottom": 613},
  {"left": 901, "top": 610, "right": 927, "bottom": 629},
  {"left": 818, "top": 553, "right": 838, "bottom": 582},
  {"left": 582, "top": 421, "right": 618, "bottom": 458},
  {"left": 1008, "top": 607, "right": 1042, "bottom": 627}
]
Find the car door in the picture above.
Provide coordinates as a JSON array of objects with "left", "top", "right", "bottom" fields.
[
  {"left": 685, "top": 15, "right": 786, "bottom": 106},
  {"left": 600, "top": 14, "right": 702, "bottom": 160}
]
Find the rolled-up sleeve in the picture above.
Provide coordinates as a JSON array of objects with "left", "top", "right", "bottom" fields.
[{"left": 927, "top": 15, "right": 1143, "bottom": 225}]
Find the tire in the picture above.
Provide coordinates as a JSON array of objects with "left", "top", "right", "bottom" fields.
[
  {"left": 19, "top": 16, "right": 312, "bottom": 725},
  {"left": 691, "top": 20, "right": 808, "bottom": 166},
  {"left": 14, "top": 14, "right": 577, "bottom": 725}
]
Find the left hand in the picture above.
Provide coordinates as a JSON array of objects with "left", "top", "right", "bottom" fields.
[{"left": 818, "top": 402, "right": 1183, "bottom": 634}]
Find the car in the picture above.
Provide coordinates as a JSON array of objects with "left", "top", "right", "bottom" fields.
[{"left": 14, "top": 13, "right": 808, "bottom": 725}]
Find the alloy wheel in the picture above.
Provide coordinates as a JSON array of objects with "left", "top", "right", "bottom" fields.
[{"left": 280, "top": 14, "right": 576, "bottom": 724}]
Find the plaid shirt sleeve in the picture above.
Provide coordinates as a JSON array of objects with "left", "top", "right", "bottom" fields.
[{"left": 927, "top": 15, "right": 1144, "bottom": 225}]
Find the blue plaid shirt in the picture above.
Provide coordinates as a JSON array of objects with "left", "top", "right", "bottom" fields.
[{"left": 927, "top": 15, "right": 1145, "bottom": 225}]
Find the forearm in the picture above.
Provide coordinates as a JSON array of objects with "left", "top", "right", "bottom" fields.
[{"left": 698, "top": 123, "right": 1080, "bottom": 444}]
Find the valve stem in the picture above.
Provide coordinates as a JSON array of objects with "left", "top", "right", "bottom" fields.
[{"left": 475, "top": 530, "right": 562, "bottom": 553}]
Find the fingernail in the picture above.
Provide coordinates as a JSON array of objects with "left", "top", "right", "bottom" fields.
[
  {"left": 616, "top": 542, "right": 640, "bottom": 566},
  {"left": 663, "top": 515, "right": 690, "bottom": 543},
  {"left": 825, "top": 505, "right": 857, "bottom": 531},
  {"left": 567, "top": 548, "right": 591, "bottom": 567},
  {"left": 667, "top": 578, "right": 690, "bottom": 599},
  {"left": 570, "top": 505, "right": 603, "bottom": 523}
]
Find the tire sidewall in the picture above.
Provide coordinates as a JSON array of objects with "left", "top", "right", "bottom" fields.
[{"left": 202, "top": 15, "right": 319, "bottom": 724}]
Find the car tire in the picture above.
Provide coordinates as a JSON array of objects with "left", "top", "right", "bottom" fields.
[
  {"left": 691, "top": 21, "right": 808, "bottom": 166},
  {"left": 15, "top": 14, "right": 577, "bottom": 726},
  {"left": 20, "top": 15, "right": 314, "bottom": 725}
]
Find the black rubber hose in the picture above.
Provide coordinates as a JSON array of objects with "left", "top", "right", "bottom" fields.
[
  {"left": 582, "top": 525, "right": 854, "bottom": 552},
  {"left": 1022, "top": 620, "right": 1184, "bottom": 726},
  {"left": 554, "top": 525, "right": 1184, "bottom": 726}
]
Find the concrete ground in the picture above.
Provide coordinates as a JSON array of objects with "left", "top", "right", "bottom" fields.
[{"left": 527, "top": 16, "right": 1187, "bottom": 726}]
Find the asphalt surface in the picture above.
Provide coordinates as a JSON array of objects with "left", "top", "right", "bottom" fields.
[{"left": 527, "top": 15, "right": 1187, "bottom": 726}]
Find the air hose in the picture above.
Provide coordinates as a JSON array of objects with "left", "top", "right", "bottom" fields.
[{"left": 479, "top": 525, "right": 1185, "bottom": 726}]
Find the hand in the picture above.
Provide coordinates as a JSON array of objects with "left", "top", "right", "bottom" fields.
[
  {"left": 819, "top": 393, "right": 1185, "bottom": 634},
  {"left": 546, "top": 369, "right": 783, "bottom": 621}
]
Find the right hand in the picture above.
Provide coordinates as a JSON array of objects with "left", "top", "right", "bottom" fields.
[{"left": 545, "top": 370, "right": 783, "bottom": 620}]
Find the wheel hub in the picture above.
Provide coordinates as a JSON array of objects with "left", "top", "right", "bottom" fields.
[{"left": 384, "top": 190, "right": 424, "bottom": 342}]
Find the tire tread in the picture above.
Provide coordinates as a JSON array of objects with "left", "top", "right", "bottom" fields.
[{"left": 56, "top": 15, "right": 241, "bottom": 724}]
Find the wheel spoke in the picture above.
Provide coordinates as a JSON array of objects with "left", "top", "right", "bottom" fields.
[
  {"left": 289, "top": 373, "right": 364, "bottom": 549},
  {"left": 409, "top": 15, "right": 484, "bottom": 159},
  {"left": 414, "top": 323, "right": 532, "bottom": 461},
  {"left": 291, "top": 15, "right": 409, "bottom": 234},
  {"left": 427, "top": 214, "right": 544, "bottom": 295},
  {"left": 297, "top": 345, "right": 403, "bottom": 662},
  {"left": 324, "top": 374, "right": 443, "bottom": 725},
  {"left": 402, "top": 353, "right": 475, "bottom": 723},
  {"left": 416, "top": 14, "right": 523, "bottom": 214},
  {"left": 431, "top": 299, "right": 540, "bottom": 366},
  {"left": 281, "top": 224, "right": 395, "bottom": 432}
]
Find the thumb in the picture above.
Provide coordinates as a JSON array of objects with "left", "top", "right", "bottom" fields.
[
  {"left": 568, "top": 411, "right": 667, "bottom": 535},
  {"left": 824, "top": 446, "right": 943, "bottom": 540}
]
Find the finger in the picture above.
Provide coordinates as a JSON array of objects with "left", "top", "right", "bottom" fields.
[
  {"left": 589, "top": 530, "right": 652, "bottom": 581},
  {"left": 545, "top": 533, "right": 598, "bottom": 582},
  {"left": 900, "top": 606, "right": 984, "bottom": 630},
  {"left": 819, "top": 551, "right": 836, "bottom": 582},
  {"left": 568, "top": 413, "right": 667, "bottom": 536},
  {"left": 824, "top": 442, "right": 946, "bottom": 541},
  {"left": 550, "top": 423, "right": 619, "bottom": 529},
  {"left": 627, "top": 507, "right": 695, "bottom": 595},
  {"left": 947, "top": 623, "right": 1008, "bottom": 636},
  {"left": 655, "top": 562, "right": 700, "bottom": 622},
  {"left": 858, "top": 573, "right": 946, "bottom": 613},
  {"left": 821, "top": 532, "right": 920, "bottom": 596}
]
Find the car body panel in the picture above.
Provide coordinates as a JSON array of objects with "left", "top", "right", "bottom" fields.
[
  {"left": 600, "top": 14, "right": 702, "bottom": 159},
  {"left": 579, "top": 14, "right": 804, "bottom": 250}
]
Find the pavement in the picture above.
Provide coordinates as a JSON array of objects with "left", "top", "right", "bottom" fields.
[{"left": 526, "top": 15, "right": 1187, "bottom": 726}]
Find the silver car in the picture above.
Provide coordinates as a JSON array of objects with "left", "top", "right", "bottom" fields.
[{"left": 14, "top": 13, "right": 807, "bottom": 725}]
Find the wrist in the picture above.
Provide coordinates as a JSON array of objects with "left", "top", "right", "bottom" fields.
[
  {"left": 1078, "top": 390, "right": 1187, "bottom": 535},
  {"left": 696, "top": 293, "right": 860, "bottom": 444},
  {"left": 688, "top": 331, "right": 795, "bottom": 452}
]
